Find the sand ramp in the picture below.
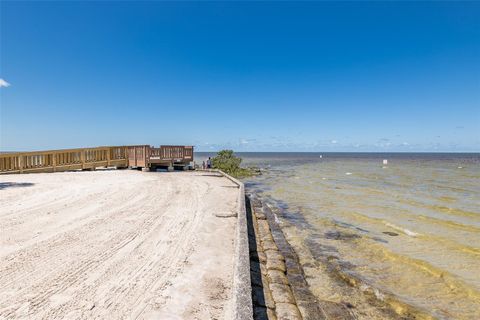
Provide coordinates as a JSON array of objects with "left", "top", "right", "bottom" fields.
[{"left": 0, "top": 170, "right": 238, "bottom": 319}]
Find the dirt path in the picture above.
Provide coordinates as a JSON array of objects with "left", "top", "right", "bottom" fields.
[{"left": 0, "top": 170, "right": 238, "bottom": 319}]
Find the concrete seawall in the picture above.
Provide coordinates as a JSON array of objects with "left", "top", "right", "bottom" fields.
[{"left": 217, "top": 170, "right": 254, "bottom": 320}]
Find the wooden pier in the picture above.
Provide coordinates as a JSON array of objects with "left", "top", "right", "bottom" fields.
[
  {"left": 0, "top": 145, "right": 194, "bottom": 174},
  {"left": 128, "top": 145, "right": 193, "bottom": 170}
]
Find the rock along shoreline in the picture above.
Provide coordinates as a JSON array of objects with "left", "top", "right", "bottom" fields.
[
  {"left": 245, "top": 191, "right": 437, "bottom": 320},
  {"left": 246, "top": 193, "right": 359, "bottom": 320}
]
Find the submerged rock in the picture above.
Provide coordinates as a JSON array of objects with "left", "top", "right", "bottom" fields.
[
  {"left": 382, "top": 231, "right": 399, "bottom": 236},
  {"left": 325, "top": 230, "right": 360, "bottom": 240}
]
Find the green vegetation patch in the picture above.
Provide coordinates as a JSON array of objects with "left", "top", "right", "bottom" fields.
[{"left": 211, "top": 149, "right": 259, "bottom": 179}]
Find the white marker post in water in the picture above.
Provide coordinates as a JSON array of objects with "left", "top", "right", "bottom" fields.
[{"left": 382, "top": 159, "right": 388, "bottom": 169}]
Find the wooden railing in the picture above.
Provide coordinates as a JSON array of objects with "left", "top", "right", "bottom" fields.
[
  {"left": 127, "top": 145, "right": 149, "bottom": 168},
  {"left": 1, "top": 145, "right": 194, "bottom": 174},
  {"left": 0, "top": 146, "right": 128, "bottom": 174},
  {"left": 127, "top": 145, "right": 194, "bottom": 168},
  {"left": 150, "top": 145, "right": 193, "bottom": 161}
]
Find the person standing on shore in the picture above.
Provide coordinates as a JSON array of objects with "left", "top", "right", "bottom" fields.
[{"left": 207, "top": 157, "right": 212, "bottom": 169}]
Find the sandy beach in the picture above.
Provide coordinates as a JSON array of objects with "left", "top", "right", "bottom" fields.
[{"left": 0, "top": 170, "right": 239, "bottom": 319}]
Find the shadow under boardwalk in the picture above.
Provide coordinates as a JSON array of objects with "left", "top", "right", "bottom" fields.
[{"left": 0, "top": 182, "right": 34, "bottom": 190}]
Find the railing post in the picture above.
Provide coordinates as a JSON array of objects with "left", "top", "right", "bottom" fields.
[
  {"left": 144, "top": 145, "right": 148, "bottom": 168},
  {"left": 81, "top": 150, "right": 85, "bottom": 170},
  {"left": 134, "top": 147, "right": 137, "bottom": 167},
  {"left": 19, "top": 155, "right": 24, "bottom": 174},
  {"left": 52, "top": 152, "right": 57, "bottom": 172},
  {"left": 107, "top": 148, "right": 111, "bottom": 167}
]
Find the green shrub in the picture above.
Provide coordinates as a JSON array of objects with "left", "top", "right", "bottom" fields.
[{"left": 211, "top": 149, "right": 255, "bottom": 178}]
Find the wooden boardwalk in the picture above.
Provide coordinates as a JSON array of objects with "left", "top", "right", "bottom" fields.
[{"left": 0, "top": 145, "right": 194, "bottom": 174}]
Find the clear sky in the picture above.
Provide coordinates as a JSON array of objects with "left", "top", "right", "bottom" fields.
[{"left": 1, "top": 1, "right": 479, "bottom": 152}]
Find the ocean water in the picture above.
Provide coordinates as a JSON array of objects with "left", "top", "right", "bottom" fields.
[{"left": 198, "top": 152, "right": 480, "bottom": 319}]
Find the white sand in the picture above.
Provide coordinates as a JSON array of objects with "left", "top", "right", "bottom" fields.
[{"left": 0, "top": 170, "right": 239, "bottom": 319}]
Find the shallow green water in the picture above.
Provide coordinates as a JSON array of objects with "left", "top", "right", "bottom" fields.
[{"left": 238, "top": 153, "right": 480, "bottom": 319}]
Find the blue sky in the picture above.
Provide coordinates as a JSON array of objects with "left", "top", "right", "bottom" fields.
[{"left": 1, "top": 1, "right": 479, "bottom": 152}]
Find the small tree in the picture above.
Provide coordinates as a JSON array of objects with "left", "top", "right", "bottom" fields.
[{"left": 211, "top": 149, "right": 253, "bottom": 178}]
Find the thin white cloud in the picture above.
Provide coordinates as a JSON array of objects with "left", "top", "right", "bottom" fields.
[
  {"left": 331, "top": 140, "right": 338, "bottom": 144},
  {"left": 375, "top": 138, "right": 392, "bottom": 148},
  {"left": 0, "top": 79, "right": 10, "bottom": 88}
]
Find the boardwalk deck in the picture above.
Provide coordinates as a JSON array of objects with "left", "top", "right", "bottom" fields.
[
  {"left": 128, "top": 145, "right": 194, "bottom": 170},
  {"left": 0, "top": 145, "right": 194, "bottom": 174}
]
